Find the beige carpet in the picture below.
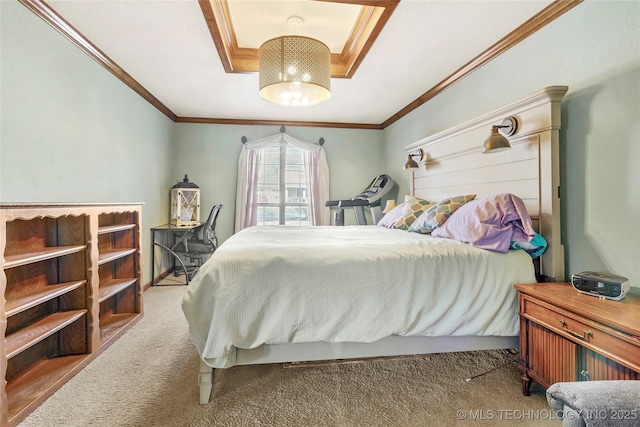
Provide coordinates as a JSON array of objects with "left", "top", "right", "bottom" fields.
[{"left": 19, "top": 286, "right": 560, "bottom": 427}]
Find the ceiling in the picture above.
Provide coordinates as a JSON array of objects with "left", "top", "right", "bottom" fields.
[{"left": 27, "top": 0, "right": 581, "bottom": 128}]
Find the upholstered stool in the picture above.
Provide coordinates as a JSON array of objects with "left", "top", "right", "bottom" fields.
[{"left": 546, "top": 381, "right": 640, "bottom": 427}]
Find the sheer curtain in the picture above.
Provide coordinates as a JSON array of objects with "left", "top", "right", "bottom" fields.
[{"left": 235, "top": 133, "right": 330, "bottom": 232}]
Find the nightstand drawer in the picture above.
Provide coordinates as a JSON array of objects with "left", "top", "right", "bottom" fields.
[{"left": 522, "top": 297, "right": 640, "bottom": 370}]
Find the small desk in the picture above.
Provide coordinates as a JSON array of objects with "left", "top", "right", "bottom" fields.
[{"left": 150, "top": 223, "right": 201, "bottom": 286}]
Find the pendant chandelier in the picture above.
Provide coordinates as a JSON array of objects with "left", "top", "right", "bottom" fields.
[{"left": 258, "top": 18, "right": 331, "bottom": 106}]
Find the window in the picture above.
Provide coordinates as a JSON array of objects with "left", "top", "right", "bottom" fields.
[
  {"left": 256, "top": 145, "right": 310, "bottom": 226},
  {"left": 235, "top": 132, "right": 329, "bottom": 232}
]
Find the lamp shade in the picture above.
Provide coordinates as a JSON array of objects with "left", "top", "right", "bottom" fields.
[
  {"left": 482, "top": 117, "right": 517, "bottom": 154},
  {"left": 403, "top": 155, "right": 419, "bottom": 170},
  {"left": 382, "top": 200, "right": 397, "bottom": 213},
  {"left": 259, "top": 35, "right": 331, "bottom": 106},
  {"left": 403, "top": 148, "right": 424, "bottom": 170},
  {"left": 404, "top": 156, "right": 418, "bottom": 170},
  {"left": 482, "top": 126, "right": 511, "bottom": 153}
]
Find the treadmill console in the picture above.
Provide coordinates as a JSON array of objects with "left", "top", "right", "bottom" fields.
[{"left": 354, "top": 174, "right": 394, "bottom": 202}]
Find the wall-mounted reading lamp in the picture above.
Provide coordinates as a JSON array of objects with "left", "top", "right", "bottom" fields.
[
  {"left": 403, "top": 148, "right": 424, "bottom": 170},
  {"left": 482, "top": 117, "right": 518, "bottom": 154}
]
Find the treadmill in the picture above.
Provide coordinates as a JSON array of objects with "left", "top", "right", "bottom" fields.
[{"left": 326, "top": 174, "right": 397, "bottom": 226}]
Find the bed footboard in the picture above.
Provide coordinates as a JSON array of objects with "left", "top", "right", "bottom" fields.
[{"left": 199, "top": 360, "right": 213, "bottom": 404}]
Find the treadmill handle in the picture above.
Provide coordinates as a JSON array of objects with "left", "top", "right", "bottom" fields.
[{"left": 338, "top": 199, "right": 370, "bottom": 207}]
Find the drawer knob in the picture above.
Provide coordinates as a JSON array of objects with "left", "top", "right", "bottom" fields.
[{"left": 559, "top": 318, "right": 593, "bottom": 341}]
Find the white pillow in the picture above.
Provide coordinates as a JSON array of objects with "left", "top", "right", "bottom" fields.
[{"left": 376, "top": 202, "right": 406, "bottom": 228}]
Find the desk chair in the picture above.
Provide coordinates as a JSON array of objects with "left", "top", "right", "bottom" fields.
[{"left": 171, "top": 204, "right": 222, "bottom": 280}]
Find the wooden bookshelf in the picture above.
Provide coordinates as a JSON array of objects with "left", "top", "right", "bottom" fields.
[
  {"left": 4, "top": 245, "right": 87, "bottom": 269},
  {"left": 0, "top": 203, "right": 143, "bottom": 427}
]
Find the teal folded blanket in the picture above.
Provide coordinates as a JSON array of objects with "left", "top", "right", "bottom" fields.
[{"left": 510, "top": 232, "right": 547, "bottom": 259}]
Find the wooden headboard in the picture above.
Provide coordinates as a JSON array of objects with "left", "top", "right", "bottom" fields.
[{"left": 405, "top": 86, "right": 568, "bottom": 281}]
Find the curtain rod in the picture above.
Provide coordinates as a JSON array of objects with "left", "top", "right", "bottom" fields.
[{"left": 240, "top": 130, "right": 325, "bottom": 146}]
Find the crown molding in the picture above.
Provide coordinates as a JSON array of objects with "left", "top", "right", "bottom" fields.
[
  {"left": 18, "top": 0, "right": 178, "bottom": 122},
  {"left": 382, "top": 0, "right": 582, "bottom": 129},
  {"left": 19, "top": 0, "right": 582, "bottom": 130}
]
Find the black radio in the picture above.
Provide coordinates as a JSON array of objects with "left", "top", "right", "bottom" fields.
[{"left": 571, "top": 271, "right": 630, "bottom": 301}]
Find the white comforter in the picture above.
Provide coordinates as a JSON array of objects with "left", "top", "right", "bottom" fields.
[{"left": 182, "top": 225, "right": 536, "bottom": 368}]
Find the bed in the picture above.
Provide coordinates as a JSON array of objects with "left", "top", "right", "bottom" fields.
[{"left": 183, "top": 86, "right": 568, "bottom": 404}]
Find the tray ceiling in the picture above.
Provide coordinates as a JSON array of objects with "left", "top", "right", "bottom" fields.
[{"left": 25, "top": 0, "right": 582, "bottom": 128}]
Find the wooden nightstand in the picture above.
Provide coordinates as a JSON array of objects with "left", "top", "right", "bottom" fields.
[{"left": 514, "top": 282, "right": 640, "bottom": 396}]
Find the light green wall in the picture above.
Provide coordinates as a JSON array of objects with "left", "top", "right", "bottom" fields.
[
  {"left": 0, "top": 2, "right": 384, "bottom": 284},
  {"left": 3, "top": 0, "right": 638, "bottom": 292},
  {"left": 170, "top": 124, "right": 385, "bottom": 242},
  {"left": 0, "top": 2, "right": 175, "bottom": 285},
  {"left": 382, "top": 0, "right": 640, "bottom": 290}
]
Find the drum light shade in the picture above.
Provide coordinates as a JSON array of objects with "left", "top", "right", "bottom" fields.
[{"left": 259, "top": 35, "right": 331, "bottom": 106}]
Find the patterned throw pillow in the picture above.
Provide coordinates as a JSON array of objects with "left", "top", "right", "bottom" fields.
[
  {"left": 408, "top": 194, "right": 476, "bottom": 234},
  {"left": 393, "top": 197, "right": 436, "bottom": 230}
]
